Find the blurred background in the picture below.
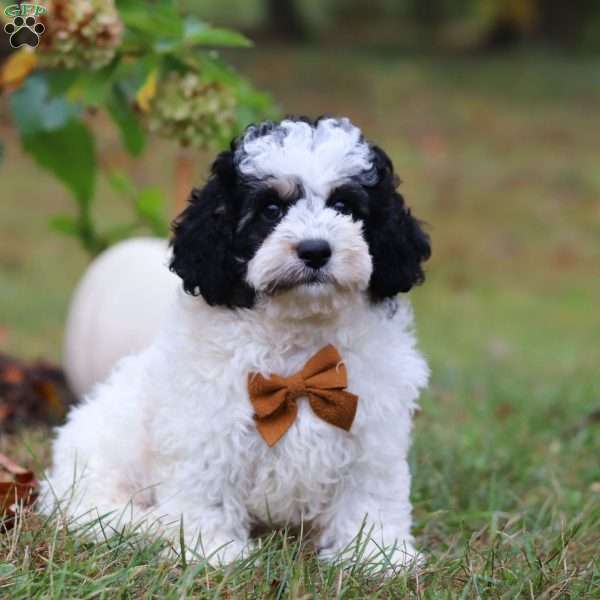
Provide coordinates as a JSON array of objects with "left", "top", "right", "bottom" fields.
[
  {"left": 2, "top": 0, "right": 598, "bottom": 370},
  {"left": 1, "top": 0, "right": 599, "bottom": 441},
  {"left": 0, "top": 0, "right": 599, "bottom": 590}
]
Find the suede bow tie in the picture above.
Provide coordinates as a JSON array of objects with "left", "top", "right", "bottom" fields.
[{"left": 247, "top": 344, "right": 358, "bottom": 447}]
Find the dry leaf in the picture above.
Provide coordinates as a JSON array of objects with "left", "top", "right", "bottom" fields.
[
  {"left": 0, "top": 353, "right": 77, "bottom": 430},
  {"left": 0, "top": 453, "right": 38, "bottom": 531},
  {"left": 33, "top": 380, "right": 66, "bottom": 419},
  {"left": 0, "top": 49, "right": 38, "bottom": 91},
  {"left": 2, "top": 365, "right": 24, "bottom": 385},
  {"left": 495, "top": 401, "right": 513, "bottom": 420}
]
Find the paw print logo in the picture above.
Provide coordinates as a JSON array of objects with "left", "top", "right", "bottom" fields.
[{"left": 4, "top": 15, "right": 45, "bottom": 48}]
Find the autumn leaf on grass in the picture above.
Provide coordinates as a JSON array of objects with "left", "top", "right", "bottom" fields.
[
  {"left": 0, "top": 353, "right": 76, "bottom": 430},
  {"left": 2, "top": 364, "right": 24, "bottom": 384},
  {"left": 0, "top": 453, "right": 38, "bottom": 531}
]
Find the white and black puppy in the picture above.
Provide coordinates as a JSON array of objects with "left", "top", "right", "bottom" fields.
[{"left": 42, "top": 116, "right": 431, "bottom": 569}]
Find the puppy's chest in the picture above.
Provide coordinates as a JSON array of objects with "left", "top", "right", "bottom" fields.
[
  {"left": 243, "top": 399, "right": 358, "bottom": 523},
  {"left": 237, "top": 347, "right": 372, "bottom": 523}
]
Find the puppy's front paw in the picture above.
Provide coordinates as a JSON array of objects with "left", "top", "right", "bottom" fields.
[
  {"left": 201, "top": 536, "right": 255, "bottom": 567},
  {"left": 319, "top": 538, "right": 423, "bottom": 574},
  {"left": 164, "top": 535, "right": 253, "bottom": 567}
]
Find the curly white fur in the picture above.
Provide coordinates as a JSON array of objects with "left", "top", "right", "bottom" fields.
[
  {"left": 41, "top": 117, "right": 430, "bottom": 571},
  {"left": 41, "top": 287, "right": 428, "bottom": 568},
  {"left": 237, "top": 117, "right": 377, "bottom": 195}
]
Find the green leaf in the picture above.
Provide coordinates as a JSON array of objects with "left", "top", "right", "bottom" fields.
[
  {"left": 135, "top": 187, "right": 168, "bottom": 236},
  {"left": 48, "top": 214, "right": 80, "bottom": 237},
  {"left": 107, "top": 170, "right": 137, "bottom": 198},
  {"left": 190, "top": 53, "right": 249, "bottom": 87},
  {"left": 67, "top": 62, "right": 119, "bottom": 107},
  {"left": 10, "top": 74, "right": 80, "bottom": 137},
  {"left": 235, "top": 82, "right": 280, "bottom": 128},
  {"left": 112, "top": 56, "right": 158, "bottom": 100},
  {"left": 46, "top": 70, "right": 80, "bottom": 95},
  {"left": 106, "top": 85, "right": 146, "bottom": 156},
  {"left": 183, "top": 18, "right": 252, "bottom": 48},
  {"left": 23, "top": 120, "right": 96, "bottom": 207},
  {"left": 118, "top": 0, "right": 182, "bottom": 39}
]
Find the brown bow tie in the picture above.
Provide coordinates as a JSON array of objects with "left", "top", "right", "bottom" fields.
[{"left": 247, "top": 345, "right": 358, "bottom": 447}]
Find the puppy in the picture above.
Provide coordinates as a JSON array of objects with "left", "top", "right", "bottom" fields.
[{"left": 41, "top": 117, "right": 431, "bottom": 569}]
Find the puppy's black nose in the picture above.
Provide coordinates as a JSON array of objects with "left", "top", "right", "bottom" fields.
[{"left": 296, "top": 239, "right": 332, "bottom": 269}]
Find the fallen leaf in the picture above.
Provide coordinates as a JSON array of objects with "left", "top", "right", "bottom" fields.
[
  {"left": 2, "top": 365, "right": 24, "bottom": 385},
  {"left": 0, "top": 453, "right": 38, "bottom": 531},
  {"left": 0, "top": 49, "right": 38, "bottom": 91},
  {"left": 495, "top": 402, "right": 513, "bottom": 420},
  {"left": 0, "top": 404, "right": 13, "bottom": 425},
  {"left": 0, "top": 353, "right": 77, "bottom": 431},
  {"left": 33, "top": 380, "right": 67, "bottom": 420}
]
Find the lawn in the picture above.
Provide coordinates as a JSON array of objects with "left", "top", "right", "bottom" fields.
[{"left": 1, "top": 47, "right": 599, "bottom": 597}]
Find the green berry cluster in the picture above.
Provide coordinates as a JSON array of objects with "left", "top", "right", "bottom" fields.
[
  {"left": 39, "top": 0, "right": 123, "bottom": 70},
  {"left": 146, "top": 72, "right": 237, "bottom": 149}
]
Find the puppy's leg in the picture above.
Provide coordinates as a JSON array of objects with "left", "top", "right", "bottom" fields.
[
  {"left": 152, "top": 478, "right": 252, "bottom": 566},
  {"left": 316, "top": 459, "right": 420, "bottom": 572},
  {"left": 40, "top": 355, "right": 155, "bottom": 536}
]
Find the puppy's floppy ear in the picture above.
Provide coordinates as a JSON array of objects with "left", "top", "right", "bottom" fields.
[
  {"left": 169, "top": 151, "right": 255, "bottom": 308},
  {"left": 365, "top": 146, "right": 431, "bottom": 301}
]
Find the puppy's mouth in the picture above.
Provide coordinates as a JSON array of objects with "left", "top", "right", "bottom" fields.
[{"left": 264, "top": 270, "right": 336, "bottom": 296}]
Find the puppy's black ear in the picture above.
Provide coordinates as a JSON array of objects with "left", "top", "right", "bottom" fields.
[
  {"left": 169, "top": 151, "right": 255, "bottom": 308},
  {"left": 365, "top": 146, "right": 431, "bottom": 301}
]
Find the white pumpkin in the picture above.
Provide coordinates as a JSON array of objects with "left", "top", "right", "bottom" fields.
[{"left": 63, "top": 237, "right": 179, "bottom": 398}]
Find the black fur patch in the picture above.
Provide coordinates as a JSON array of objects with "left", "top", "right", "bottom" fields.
[
  {"left": 170, "top": 151, "right": 257, "bottom": 308},
  {"left": 170, "top": 118, "right": 431, "bottom": 308},
  {"left": 362, "top": 146, "right": 431, "bottom": 301},
  {"left": 170, "top": 149, "right": 297, "bottom": 308}
]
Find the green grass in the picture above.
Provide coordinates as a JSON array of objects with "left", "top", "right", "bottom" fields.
[{"left": 1, "top": 48, "right": 599, "bottom": 597}]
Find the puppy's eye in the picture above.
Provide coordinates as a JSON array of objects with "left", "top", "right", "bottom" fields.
[
  {"left": 262, "top": 203, "right": 283, "bottom": 222},
  {"left": 332, "top": 200, "right": 352, "bottom": 216}
]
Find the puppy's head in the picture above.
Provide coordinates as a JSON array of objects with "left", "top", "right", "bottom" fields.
[{"left": 170, "top": 117, "right": 430, "bottom": 316}]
